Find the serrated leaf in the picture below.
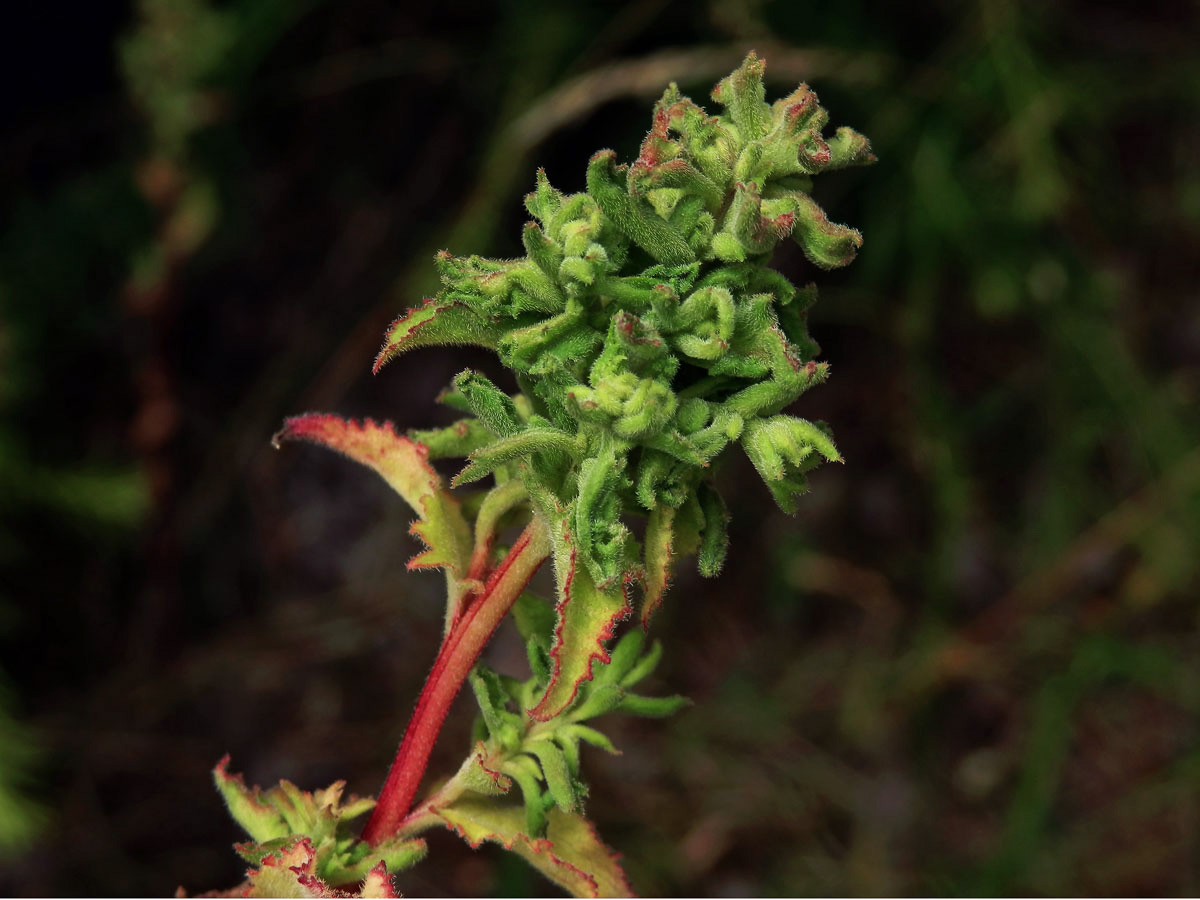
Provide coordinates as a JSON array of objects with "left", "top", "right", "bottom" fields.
[
  {"left": 435, "top": 799, "right": 633, "bottom": 898},
  {"left": 213, "top": 756, "right": 289, "bottom": 844},
  {"left": 272, "top": 414, "right": 474, "bottom": 627},
  {"left": 457, "top": 743, "right": 514, "bottom": 796},
  {"left": 359, "top": 861, "right": 401, "bottom": 899},
  {"left": 246, "top": 838, "right": 326, "bottom": 898},
  {"left": 595, "top": 629, "right": 646, "bottom": 686},
  {"left": 528, "top": 525, "right": 633, "bottom": 722}
]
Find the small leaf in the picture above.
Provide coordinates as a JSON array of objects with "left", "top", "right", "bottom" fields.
[
  {"left": 359, "top": 861, "right": 401, "bottom": 899},
  {"left": 373, "top": 297, "right": 504, "bottom": 374},
  {"left": 618, "top": 639, "right": 663, "bottom": 689},
  {"left": 587, "top": 150, "right": 694, "bottom": 267},
  {"left": 640, "top": 503, "right": 675, "bottom": 627},
  {"left": 454, "top": 370, "right": 524, "bottom": 437},
  {"left": 458, "top": 744, "right": 514, "bottom": 797},
  {"left": 501, "top": 754, "right": 551, "bottom": 837},
  {"left": 564, "top": 724, "right": 619, "bottom": 754},
  {"left": 595, "top": 629, "right": 646, "bottom": 686},
  {"left": 435, "top": 800, "right": 633, "bottom": 898},
  {"left": 245, "top": 837, "right": 325, "bottom": 898},
  {"left": 454, "top": 427, "right": 581, "bottom": 487},
  {"left": 407, "top": 419, "right": 493, "bottom": 460},
  {"left": 469, "top": 665, "right": 522, "bottom": 751},
  {"left": 527, "top": 739, "right": 579, "bottom": 812},
  {"left": 615, "top": 692, "right": 691, "bottom": 718},
  {"left": 213, "top": 756, "right": 288, "bottom": 844},
  {"left": 697, "top": 482, "right": 729, "bottom": 577}
]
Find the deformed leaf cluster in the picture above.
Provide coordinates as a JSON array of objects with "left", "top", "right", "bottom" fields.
[
  {"left": 375, "top": 51, "right": 870, "bottom": 619},
  {"left": 212, "top": 758, "right": 423, "bottom": 896},
  {"left": 461, "top": 594, "right": 688, "bottom": 838}
]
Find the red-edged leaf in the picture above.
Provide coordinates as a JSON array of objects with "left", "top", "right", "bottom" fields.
[
  {"left": 528, "top": 522, "right": 633, "bottom": 721},
  {"left": 435, "top": 799, "right": 633, "bottom": 898},
  {"left": 273, "top": 414, "right": 474, "bottom": 626},
  {"left": 213, "top": 755, "right": 289, "bottom": 844},
  {"left": 372, "top": 298, "right": 505, "bottom": 375},
  {"left": 358, "top": 861, "right": 400, "bottom": 899},
  {"left": 639, "top": 504, "right": 676, "bottom": 628},
  {"left": 245, "top": 837, "right": 330, "bottom": 898}
]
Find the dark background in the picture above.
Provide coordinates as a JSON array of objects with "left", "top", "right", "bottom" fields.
[{"left": 1, "top": 0, "right": 1199, "bottom": 895}]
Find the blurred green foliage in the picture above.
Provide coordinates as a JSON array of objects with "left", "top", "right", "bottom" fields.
[{"left": 0, "top": 0, "right": 1197, "bottom": 894}]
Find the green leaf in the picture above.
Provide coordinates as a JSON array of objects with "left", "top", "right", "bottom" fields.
[
  {"left": 457, "top": 744, "right": 515, "bottom": 797},
  {"left": 435, "top": 800, "right": 633, "bottom": 898},
  {"left": 526, "top": 739, "right": 579, "bottom": 812},
  {"left": 789, "top": 190, "right": 864, "bottom": 269},
  {"left": 469, "top": 665, "right": 522, "bottom": 750},
  {"left": 615, "top": 692, "right": 691, "bottom": 718},
  {"left": 528, "top": 523, "right": 633, "bottom": 722},
  {"left": 595, "top": 629, "right": 646, "bottom": 686},
  {"left": 213, "top": 756, "right": 288, "bottom": 843},
  {"left": 453, "top": 427, "right": 581, "bottom": 487},
  {"left": 373, "top": 297, "right": 504, "bottom": 374},
  {"left": 563, "top": 724, "right": 618, "bottom": 754},
  {"left": 407, "top": 419, "right": 494, "bottom": 460},
  {"left": 619, "top": 638, "right": 663, "bottom": 689},
  {"left": 587, "top": 150, "right": 695, "bottom": 267},
  {"left": 640, "top": 503, "right": 676, "bottom": 626},
  {"left": 697, "top": 482, "right": 729, "bottom": 577},
  {"left": 711, "top": 51, "right": 771, "bottom": 142},
  {"left": 453, "top": 370, "right": 524, "bottom": 437}
]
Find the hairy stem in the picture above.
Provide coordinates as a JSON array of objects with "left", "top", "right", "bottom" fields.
[{"left": 362, "top": 515, "right": 552, "bottom": 845}]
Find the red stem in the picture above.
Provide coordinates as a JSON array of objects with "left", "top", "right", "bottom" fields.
[{"left": 362, "top": 517, "right": 551, "bottom": 845}]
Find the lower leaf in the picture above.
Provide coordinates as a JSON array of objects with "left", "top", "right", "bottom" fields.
[{"left": 435, "top": 798, "right": 633, "bottom": 898}]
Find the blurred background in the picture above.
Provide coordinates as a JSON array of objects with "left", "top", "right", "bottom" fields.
[{"left": 1, "top": 0, "right": 1198, "bottom": 895}]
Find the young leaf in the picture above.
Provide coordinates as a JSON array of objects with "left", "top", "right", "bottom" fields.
[
  {"left": 453, "top": 427, "right": 581, "bottom": 487},
  {"left": 434, "top": 799, "right": 633, "bottom": 898},
  {"left": 213, "top": 756, "right": 288, "bottom": 844},
  {"left": 373, "top": 297, "right": 506, "bottom": 375},
  {"left": 526, "top": 739, "right": 579, "bottom": 812}
]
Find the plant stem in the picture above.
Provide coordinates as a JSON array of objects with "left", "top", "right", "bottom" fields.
[{"left": 362, "top": 515, "right": 552, "bottom": 845}]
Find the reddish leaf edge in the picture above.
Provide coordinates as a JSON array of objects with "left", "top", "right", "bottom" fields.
[
  {"left": 432, "top": 807, "right": 635, "bottom": 899},
  {"left": 272, "top": 413, "right": 466, "bottom": 576},
  {"left": 527, "top": 540, "right": 636, "bottom": 722}
]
